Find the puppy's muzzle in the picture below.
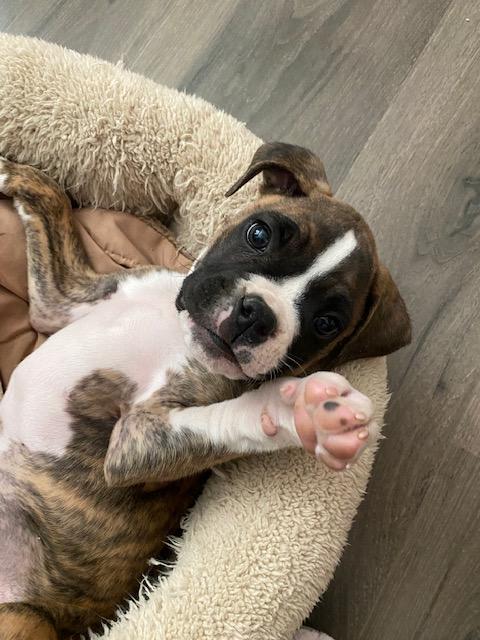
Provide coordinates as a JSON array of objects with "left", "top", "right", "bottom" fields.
[{"left": 219, "top": 295, "right": 277, "bottom": 347}]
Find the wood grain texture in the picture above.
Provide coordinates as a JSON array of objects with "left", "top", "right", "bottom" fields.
[
  {"left": 0, "top": 1, "right": 479, "bottom": 639},
  {"left": 311, "top": 3, "right": 480, "bottom": 638}
]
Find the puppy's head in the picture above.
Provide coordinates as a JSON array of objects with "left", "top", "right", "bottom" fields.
[{"left": 177, "top": 142, "right": 411, "bottom": 380}]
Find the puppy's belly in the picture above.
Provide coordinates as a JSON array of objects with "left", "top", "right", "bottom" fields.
[{"left": 0, "top": 272, "right": 188, "bottom": 457}]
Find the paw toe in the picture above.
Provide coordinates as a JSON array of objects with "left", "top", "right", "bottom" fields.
[
  {"left": 321, "top": 429, "right": 368, "bottom": 460},
  {"left": 304, "top": 378, "right": 338, "bottom": 406}
]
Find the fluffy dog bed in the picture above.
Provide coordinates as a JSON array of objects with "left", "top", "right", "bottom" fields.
[{"left": 0, "top": 34, "right": 388, "bottom": 640}]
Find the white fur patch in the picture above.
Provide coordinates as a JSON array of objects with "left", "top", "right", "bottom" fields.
[
  {"left": 170, "top": 377, "right": 301, "bottom": 453},
  {"left": 0, "top": 268, "right": 189, "bottom": 457},
  {"left": 281, "top": 229, "right": 357, "bottom": 303},
  {"left": 118, "top": 269, "right": 182, "bottom": 298},
  {"left": 0, "top": 157, "right": 8, "bottom": 193},
  {"left": 239, "top": 276, "right": 298, "bottom": 375},
  {"left": 15, "top": 201, "right": 32, "bottom": 222},
  {"left": 118, "top": 271, "right": 155, "bottom": 298}
]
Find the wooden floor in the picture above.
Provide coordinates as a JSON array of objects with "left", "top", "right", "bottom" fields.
[{"left": 1, "top": 1, "right": 479, "bottom": 638}]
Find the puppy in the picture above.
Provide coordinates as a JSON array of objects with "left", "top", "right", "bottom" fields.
[{"left": 0, "top": 143, "right": 411, "bottom": 639}]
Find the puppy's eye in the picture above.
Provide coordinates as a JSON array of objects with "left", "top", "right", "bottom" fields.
[
  {"left": 246, "top": 222, "right": 271, "bottom": 251},
  {"left": 314, "top": 314, "right": 342, "bottom": 338}
]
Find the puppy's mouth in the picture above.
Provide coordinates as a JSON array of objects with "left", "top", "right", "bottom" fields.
[
  {"left": 181, "top": 311, "right": 247, "bottom": 379},
  {"left": 175, "top": 293, "right": 187, "bottom": 313},
  {"left": 192, "top": 322, "right": 239, "bottom": 366},
  {"left": 177, "top": 287, "right": 288, "bottom": 380},
  {"left": 177, "top": 292, "right": 240, "bottom": 368}
]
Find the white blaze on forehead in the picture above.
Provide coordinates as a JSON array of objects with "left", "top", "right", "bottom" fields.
[
  {"left": 237, "top": 229, "right": 358, "bottom": 374},
  {"left": 281, "top": 229, "right": 357, "bottom": 303}
]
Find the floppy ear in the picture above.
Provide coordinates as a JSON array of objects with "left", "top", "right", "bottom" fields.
[
  {"left": 336, "top": 264, "right": 412, "bottom": 364},
  {"left": 225, "top": 142, "right": 332, "bottom": 198}
]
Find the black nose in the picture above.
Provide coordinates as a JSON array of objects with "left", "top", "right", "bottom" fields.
[{"left": 233, "top": 295, "right": 277, "bottom": 345}]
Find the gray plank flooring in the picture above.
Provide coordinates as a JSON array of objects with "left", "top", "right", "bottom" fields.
[{"left": 0, "top": 1, "right": 478, "bottom": 638}]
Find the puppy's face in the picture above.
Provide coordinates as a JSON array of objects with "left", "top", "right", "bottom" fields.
[{"left": 177, "top": 143, "right": 411, "bottom": 380}]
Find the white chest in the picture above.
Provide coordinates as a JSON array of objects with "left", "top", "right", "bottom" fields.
[{"left": 0, "top": 271, "right": 188, "bottom": 457}]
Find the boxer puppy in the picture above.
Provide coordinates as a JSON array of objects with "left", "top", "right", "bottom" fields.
[{"left": 0, "top": 144, "right": 410, "bottom": 639}]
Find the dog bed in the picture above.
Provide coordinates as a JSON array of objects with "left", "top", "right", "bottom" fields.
[{"left": 0, "top": 34, "right": 388, "bottom": 640}]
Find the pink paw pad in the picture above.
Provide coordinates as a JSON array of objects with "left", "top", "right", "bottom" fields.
[
  {"left": 292, "top": 373, "right": 374, "bottom": 471},
  {"left": 313, "top": 400, "right": 366, "bottom": 433}
]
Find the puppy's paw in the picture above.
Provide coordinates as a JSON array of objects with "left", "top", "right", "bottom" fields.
[
  {"left": 0, "top": 157, "right": 66, "bottom": 219},
  {"left": 280, "top": 372, "right": 377, "bottom": 471},
  {"left": 0, "top": 157, "right": 33, "bottom": 212}
]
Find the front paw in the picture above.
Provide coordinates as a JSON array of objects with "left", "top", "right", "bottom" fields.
[
  {"left": 269, "top": 372, "right": 377, "bottom": 471},
  {"left": 0, "top": 157, "right": 57, "bottom": 211}
]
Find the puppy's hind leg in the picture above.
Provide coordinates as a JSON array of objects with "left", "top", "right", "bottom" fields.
[
  {"left": 0, "top": 603, "right": 58, "bottom": 640},
  {"left": 0, "top": 158, "right": 151, "bottom": 333}
]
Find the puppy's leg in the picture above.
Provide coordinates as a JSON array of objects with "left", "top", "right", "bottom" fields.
[
  {"left": 104, "top": 370, "right": 377, "bottom": 487},
  {"left": 0, "top": 603, "right": 58, "bottom": 640},
  {"left": 0, "top": 158, "right": 152, "bottom": 333}
]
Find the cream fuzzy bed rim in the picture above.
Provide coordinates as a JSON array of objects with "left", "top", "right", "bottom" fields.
[{"left": 0, "top": 34, "right": 389, "bottom": 640}]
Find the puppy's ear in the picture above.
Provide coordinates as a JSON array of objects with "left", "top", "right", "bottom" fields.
[
  {"left": 336, "top": 264, "right": 411, "bottom": 364},
  {"left": 225, "top": 142, "right": 332, "bottom": 198}
]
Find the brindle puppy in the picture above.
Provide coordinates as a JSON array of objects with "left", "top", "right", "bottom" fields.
[{"left": 0, "top": 144, "right": 410, "bottom": 639}]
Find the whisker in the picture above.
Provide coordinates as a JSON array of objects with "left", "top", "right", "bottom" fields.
[
  {"left": 284, "top": 354, "right": 308, "bottom": 377},
  {"left": 277, "top": 357, "right": 295, "bottom": 375}
]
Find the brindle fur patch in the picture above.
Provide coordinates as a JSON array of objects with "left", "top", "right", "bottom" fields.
[
  {"left": 1, "top": 369, "right": 203, "bottom": 636},
  {"left": 0, "top": 603, "right": 57, "bottom": 640},
  {"left": 104, "top": 361, "right": 249, "bottom": 487},
  {"left": 0, "top": 158, "right": 154, "bottom": 333}
]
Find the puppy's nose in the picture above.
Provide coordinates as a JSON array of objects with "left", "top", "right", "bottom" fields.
[{"left": 233, "top": 295, "right": 277, "bottom": 345}]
